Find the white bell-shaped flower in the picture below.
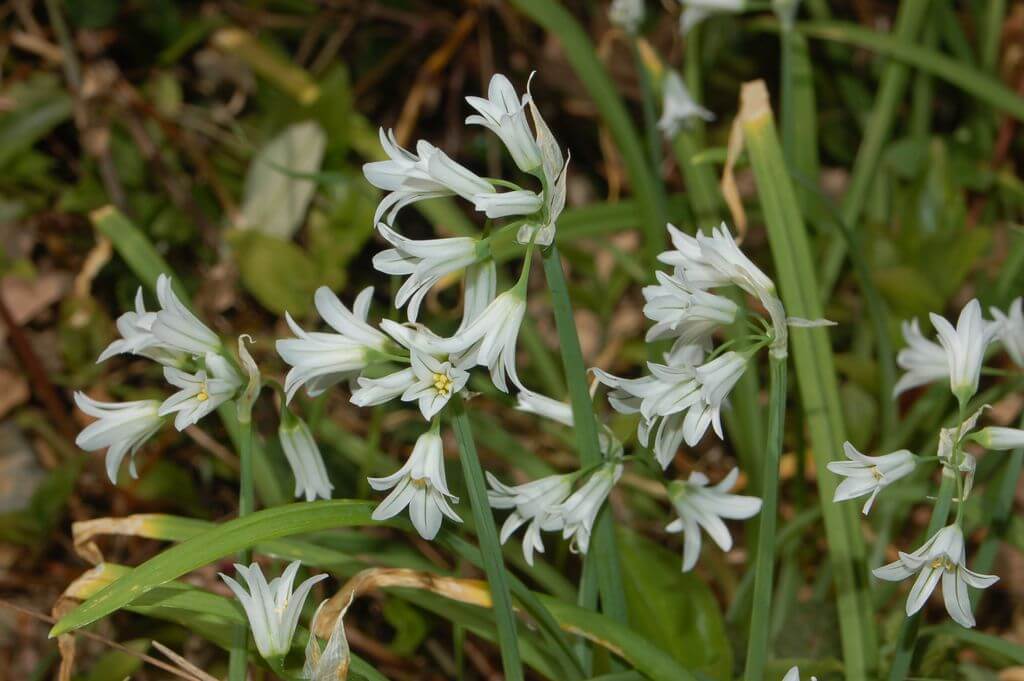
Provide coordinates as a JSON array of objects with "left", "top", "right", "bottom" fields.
[
  {"left": 472, "top": 189, "right": 543, "bottom": 219},
  {"left": 159, "top": 353, "right": 242, "bottom": 431},
  {"left": 657, "top": 70, "right": 714, "bottom": 139},
  {"left": 643, "top": 270, "right": 738, "bottom": 344},
  {"left": 893, "top": 318, "right": 949, "bottom": 397},
  {"left": 98, "top": 286, "right": 186, "bottom": 367},
  {"left": 279, "top": 411, "right": 334, "bottom": 502},
  {"left": 219, "top": 561, "right": 327, "bottom": 659},
  {"left": 457, "top": 260, "right": 498, "bottom": 333},
  {"left": 73, "top": 393, "right": 164, "bottom": 483},
  {"left": 827, "top": 442, "right": 915, "bottom": 515},
  {"left": 465, "top": 73, "right": 542, "bottom": 173},
  {"left": 665, "top": 468, "right": 762, "bottom": 571},
  {"left": 149, "top": 274, "right": 221, "bottom": 357},
  {"left": 487, "top": 470, "right": 576, "bottom": 565},
  {"left": 547, "top": 462, "right": 622, "bottom": 554},
  {"left": 932, "top": 299, "right": 993, "bottom": 405},
  {"left": 990, "top": 297, "right": 1024, "bottom": 367},
  {"left": 782, "top": 667, "right": 817, "bottom": 681},
  {"left": 368, "top": 425, "right": 461, "bottom": 540},
  {"left": 440, "top": 289, "right": 526, "bottom": 393},
  {"left": 974, "top": 426, "right": 1024, "bottom": 450},
  {"left": 276, "top": 287, "right": 389, "bottom": 402},
  {"left": 873, "top": 524, "right": 997, "bottom": 628}
]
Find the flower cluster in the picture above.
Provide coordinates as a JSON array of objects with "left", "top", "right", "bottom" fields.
[{"left": 829, "top": 297, "right": 1024, "bottom": 628}]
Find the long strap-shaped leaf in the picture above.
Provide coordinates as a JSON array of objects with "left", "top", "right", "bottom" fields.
[{"left": 737, "top": 80, "right": 878, "bottom": 680}]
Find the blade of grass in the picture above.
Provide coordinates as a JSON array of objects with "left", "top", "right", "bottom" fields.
[
  {"left": 739, "top": 80, "right": 878, "bottom": 680},
  {"left": 449, "top": 395, "right": 524, "bottom": 681},
  {"left": 742, "top": 357, "right": 788, "bottom": 680},
  {"left": 227, "top": 418, "right": 254, "bottom": 681},
  {"left": 979, "top": 1, "right": 1007, "bottom": 73},
  {"left": 509, "top": 0, "right": 668, "bottom": 262}
]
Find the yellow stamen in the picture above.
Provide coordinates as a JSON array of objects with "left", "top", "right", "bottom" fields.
[
  {"left": 870, "top": 466, "right": 882, "bottom": 481},
  {"left": 411, "top": 477, "right": 429, "bottom": 489},
  {"left": 432, "top": 372, "right": 453, "bottom": 396},
  {"left": 196, "top": 383, "right": 209, "bottom": 402}
]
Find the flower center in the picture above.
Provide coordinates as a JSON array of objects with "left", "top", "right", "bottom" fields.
[
  {"left": 432, "top": 372, "right": 453, "bottom": 396},
  {"left": 930, "top": 557, "right": 955, "bottom": 571},
  {"left": 196, "top": 382, "right": 210, "bottom": 402},
  {"left": 870, "top": 466, "right": 882, "bottom": 481},
  {"left": 410, "top": 477, "right": 429, "bottom": 489}
]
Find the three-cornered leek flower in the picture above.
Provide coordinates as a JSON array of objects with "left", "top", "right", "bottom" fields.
[
  {"left": 362, "top": 129, "right": 495, "bottom": 224},
  {"left": 219, "top": 561, "right": 327, "bottom": 660},
  {"left": 548, "top": 462, "right": 622, "bottom": 554},
  {"left": 657, "top": 70, "right": 714, "bottom": 139},
  {"left": 827, "top": 442, "right": 915, "bottom": 515},
  {"left": 159, "top": 353, "right": 242, "bottom": 430},
  {"left": 873, "top": 524, "right": 997, "bottom": 628},
  {"left": 150, "top": 274, "right": 222, "bottom": 357},
  {"left": 440, "top": 288, "right": 526, "bottom": 393},
  {"left": 487, "top": 471, "right": 576, "bottom": 566},
  {"left": 73, "top": 393, "right": 163, "bottom": 483},
  {"left": 782, "top": 667, "right": 817, "bottom": 681},
  {"left": 973, "top": 426, "right": 1024, "bottom": 450},
  {"left": 371, "top": 222, "right": 480, "bottom": 322},
  {"left": 643, "top": 270, "right": 738, "bottom": 345},
  {"left": 277, "top": 287, "right": 389, "bottom": 403},
  {"left": 279, "top": 409, "right": 334, "bottom": 502},
  {"left": 990, "top": 297, "right": 1024, "bottom": 367},
  {"left": 665, "top": 468, "right": 762, "bottom": 571},
  {"left": 472, "top": 189, "right": 544, "bottom": 219},
  {"left": 97, "top": 286, "right": 186, "bottom": 367},
  {"left": 677, "top": 0, "right": 744, "bottom": 34},
  {"left": 368, "top": 424, "right": 461, "bottom": 540},
  {"left": 465, "top": 73, "right": 542, "bottom": 173},
  {"left": 609, "top": 0, "right": 645, "bottom": 35},
  {"left": 893, "top": 318, "right": 949, "bottom": 397}
]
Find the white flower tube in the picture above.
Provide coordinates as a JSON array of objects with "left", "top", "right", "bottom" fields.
[
  {"left": 279, "top": 410, "right": 334, "bottom": 501},
  {"left": 98, "top": 286, "right": 186, "bottom": 366},
  {"left": 657, "top": 70, "right": 714, "bottom": 139},
  {"left": 371, "top": 222, "right": 480, "bottom": 322},
  {"left": 666, "top": 468, "right": 762, "bottom": 571},
  {"left": 440, "top": 289, "right": 526, "bottom": 393},
  {"left": 487, "top": 471, "right": 576, "bottom": 565},
  {"left": 827, "top": 442, "right": 916, "bottom": 515},
  {"left": 643, "top": 270, "right": 738, "bottom": 344},
  {"left": 547, "top": 463, "right": 622, "bottom": 554},
  {"left": 931, "top": 299, "right": 993, "bottom": 404},
  {"left": 159, "top": 353, "right": 242, "bottom": 430},
  {"left": 465, "top": 73, "right": 542, "bottom": 173},
  {"left": 990, "top": 297, "right": 1024, "bottom": 366},
  {"left": 219, "top": 561, "right": 327, "bottom": 659},
  {"left": 973, "top": 426, "right": 1024, "bottom": 450},
  {"left": 276, "top": 287, "right": 389, "bottom": 402},
  {"left": 873, "top": 524, "right": 997, "bottom": 628},
  {"left": 472, "top": 189, "right": 543, "bottom": 219},
  {"left": 368, "top": 425, "right": 461, "bottom": 540},
  {"left": 73, "top": 393, "right": 164, "bottom": 483},
  {"left": 150, "top": 274, "right": 222, "bottom": 357}
]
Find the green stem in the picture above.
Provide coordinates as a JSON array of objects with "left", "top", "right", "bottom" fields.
[
  {"left": 449, "top": 395, "right": 524, "bottom": 681},
  {"left": 630, "top": 40, "right": 664, "bottom": 183},
  {"left": 541, "top": 245, "right": 628, "bottom": 627},
  {"left": 743, "top": 357, "right": 788, "bottom": 681},
  {"left": 228, "top": 415, "right": 254, "bottom": 681},
  {"left": 887, "top": 473, "right": 956, "bottom": 681}
]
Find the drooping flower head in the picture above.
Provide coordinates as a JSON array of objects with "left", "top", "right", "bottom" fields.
[
  {"left": 97, "top": 286, "right": 186, "bottom": 367},
  {"left": 658, "top": 70, "right": 714, "bottom": 139},
  {"left": 279, "top": 409, "right": 334, "bottom": 502},
  {"left": 827, "top": 442, "right": 915, "bottom": 515},
  {"left": 547, "top": 462, "right": 622, "bottom": 554},
  {"left": 159, "top": 353, "right": 242, "bottom": 431},
  {"left": 465, "top": 73, "right": 543, "bottom": 174},
  {"left": 609, "top": 0, "right": 645, "bottom": 35},
  {"left": 487, "top": 471, "right": 576, "bottom": 565},
  {"left": 150, "top": 274, "right": 222, "bottom": 357},
  {"left": 74, "top": 393, "right": 164, "bottom": 483},
  {"left": 990, "top": 297, "right": 1024, "bottom": 367}
]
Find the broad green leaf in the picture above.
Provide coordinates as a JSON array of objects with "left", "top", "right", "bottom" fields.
[
  {"left": 237, "top": 120, "right": 326, "bottom": 239},
  {"left": 617, "top": 529, "right": 731, "bottom": 679},
  {"left": 231, "top": 230, "right": 319, "bottom": 315},
  {"left": 0, "top": 74, "right": 73, "bottom": 170}
]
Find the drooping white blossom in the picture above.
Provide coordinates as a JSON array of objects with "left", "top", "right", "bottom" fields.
[
  {"left": 402, "top": 350, "right": 471, "bottom": 419},
  {"left": 547, "top": 463, "right": 622, "bottom": 554},
  {"left": 518, "top": 73, "right": 568, "bottom": 247},
  {"left": 827, "top": 442, "right": 916, "bottom": 515},
  {"left": 782, "top": 667, "right": 817, "bottom": 681},
  {"left": 678, "top": 0, "right": 744, "bottom": 34},
  {"left": 974, "top": 426, "right": 1024, "bottom": 450},
  {"left": 368, "top": 425, "right": 461, "bottom": 540},
  {"left": 472, "top": 189, "right": 544, "bottom": 219},
  {"left": 665, "top": 468, "right": 762, "bottom": 571},
  {"left": 487, "top": 471, "right": 576, "bottom": 565},
  {"left": 873, "top": 524, "right": 997, "bottom": 628},
  {"left": 371, "top": 222, "right": 480, "bottom": 322},
  {"left": 609, "top": 0, "right": 645, "bottom": 35},
  {"left": 97, "top": 286, "right": 186, "bottom": 367},
  {"left": 440, "top": 288, "right": 526, "bottom": 393},
  {"left": 279, "top": 411, "right": 334, "bottom": 501},
  {"left": 277, "top": 287, "right": 389, "bottom": 402},
  {"left": 219, "top": 561, "right": 327, "bottom": 659},
  {"left": 458, "top": 260, "right": 498, "bottom": 333},
  {"left": 159, "top": 353, "right": 242, "bottom": 431},
  {"left": 643, "top": 270, "right": 738, "bottom": 345},
  {"left": 658, "top": 70, "right": 714, "bottom": 139},
  {"left": 990, "top": 297, "right": 1024, "bottom": 367},
  {"left": 73, "top": 393, "right": 164, "bottom": 483},
  {"left": 465, "top": 73, "right": 542, "bottom": 173},
  {"left": 150, "top": 274, "right": 222, "bottom": 357},
  {"left": 893, "top": 318, "right": 948, "bottom": 397}
]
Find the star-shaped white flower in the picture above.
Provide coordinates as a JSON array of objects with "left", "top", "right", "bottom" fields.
[
  {"left": 827, "top": 442, "right": 916, "bottom": 515},
  {"left": 159, "top": 353, "right": 242, "bottom": 430},
  {"left": 73, "top": 393, "right": 164, "bottom": 483}
]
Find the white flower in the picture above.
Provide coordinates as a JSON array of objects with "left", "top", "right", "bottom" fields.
[
  {"left": 487, "top": 471, "right": 576, "bottom": 565},
  {"left": 893, "top": 318, "right": 948, "bottom": 396},
  {"left": 440, "top": 289, "right": 526, "bottom": 393},
  {"left": 472, "top": 189, "right": 543, "bottom": 219},
  {"left": 73, "top": 393, "right": 163, "bottom": 483},
  {"left": 678, "top": 0, "right": 744, "bottom": 34},
  {"left": 932, "top": 300, "right": 993, "bottom": 404},
  {"left": 609, "top": 0, "right": 645, "bottom": 34},
  {"left": 159, "top": 353, "right": 242, "bottom": 430},
  {"left": 991, "top": 298, "right": 1024, "bottom": 366},
  {"left": 665, "top": 468, "right": 761, "bottom": 571},
  {"left": 695, "top": 223, "right": 776, "bottom": 298},
  {"left": 974, "top": 426, "right": 1024, "bottom": 450},
  {"left": 150, "top": 274, "right": 221, "bottom": 357},
  {"left": 517, "top": 76, "right": 569, "bottom": 247},
  {"left": 782, "top": 667, "right": 816, "bottom": 681},
  {"left": 457, "top": 260, "right": 497, "bottom": 333},
  {"left": 351, "top": 367, "right": 416, "bottom": 408},
  {"left": 516, "top": 390, "right": 574, "bottom": 427},
  {"left": 465, "top": 73, "right": 542, "bottom": 173},
  {"left": 97, "top": 286, "right": 186, "bottom": 366},
  {"left": 873, "top": 524, "right": 998, "bottom": 628},
  {"left": 642, "top": 270, "right": 738, "bottom": 344},
  {"left": 827, "top": 442, "right": 916, "bottom": 515},
  {"left": 276, "top": 287, "right": 389, "bottom": 402},
  {"left": 279, "top": 413, "right": 334, "bottom": 501},
  {"left": 363, "top": 129, "right": 494, "bottom": 224},
  {"left": 219, "top": 561, "right": 327, "bottom": 659},
  {"left": 657, "top": 70, "right": 714, "bottom": 139},
  {"left": 402, "top": 351, "right": 471, "bottom": 419},
  {"left": 368, "top": 426, "right": 461, "bottom": 540},
  {"left": 372, "top": 222, "right": 480, "bottom": 322},
  {"left": 548, "top": 463, "right": 622, "bottom": 554}
]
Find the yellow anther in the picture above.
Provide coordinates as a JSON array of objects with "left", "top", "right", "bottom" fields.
[
  {"left": 432, "top": 372, "right": 453, "bottom": 396},
  {"left": 196, "top": 384, "right": 210, "bottom": 402},
  {"left": 410, "top": 477, "right": 429, "bottom": 489},
  {"left": 870, "top": 466, "right": 883, "bottom": 481},
  {"left": 931, "top": 558, "right": 944, "bottom": 569}
]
